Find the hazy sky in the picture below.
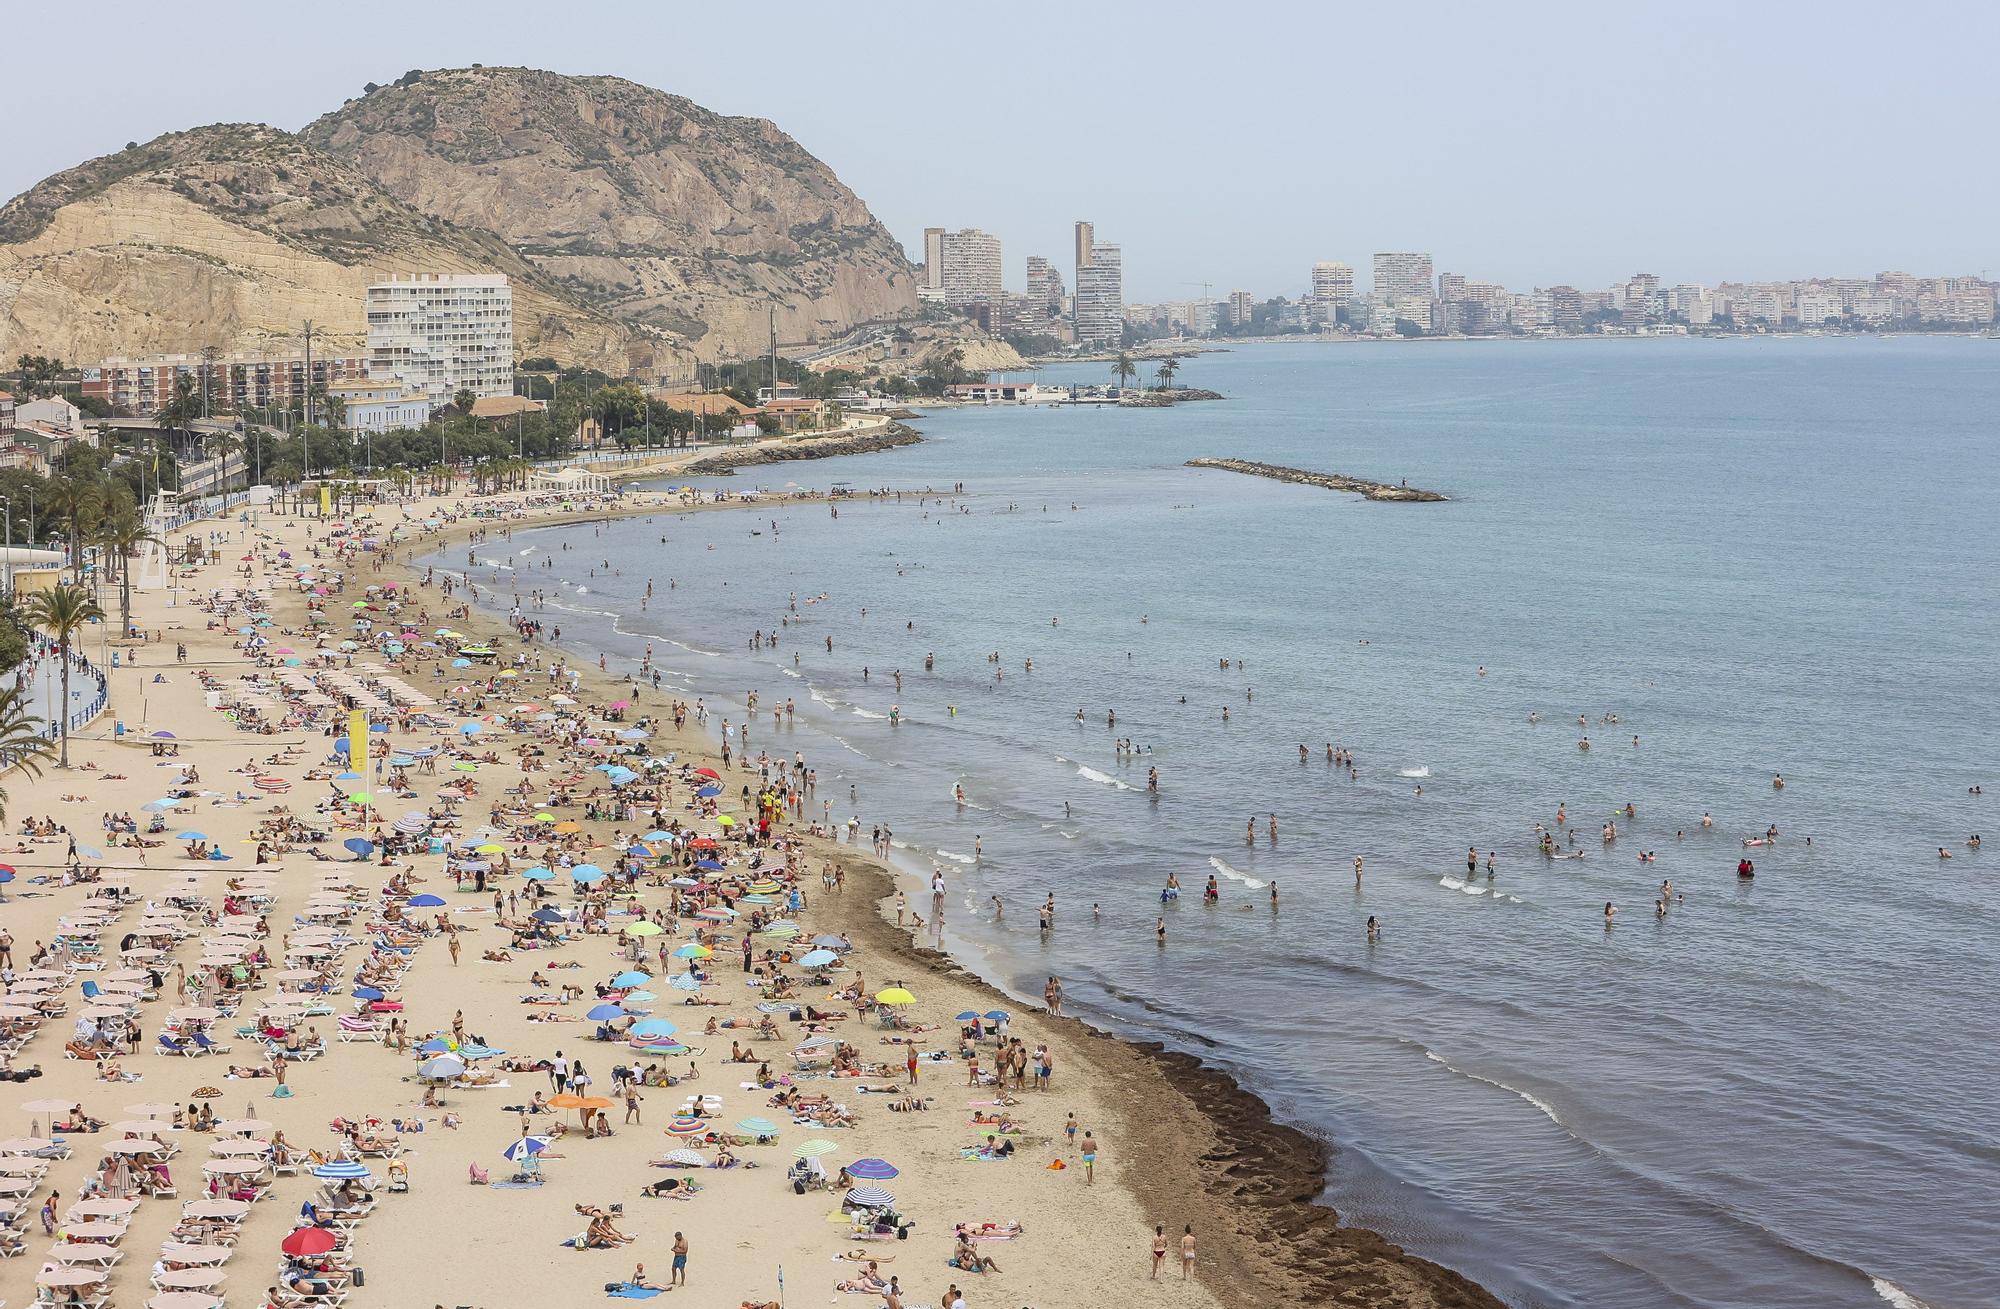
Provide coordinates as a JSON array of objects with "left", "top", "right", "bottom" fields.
[{"left": 7, "top": 1, "right": 1996, "bottom": 301}]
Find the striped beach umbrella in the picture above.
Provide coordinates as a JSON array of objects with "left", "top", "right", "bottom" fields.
[
  {"left": 736, "top": 1117, "right": 779, "bottom": 1136},
  {"left": 665, "top": 1115, "right": 707, "bottom": 1136},
  {"left": 791, "top": 1139, "right": 838, "bottom": 1159},
  {"left": 311, "top": 1160, "right": 373, "bottom": 1180},
  {"left": 844, "top": 1186, "right": 895, "bottom": 1209},
  {"left": 845, "top": 1157, "right": 899, "bottom": 1180}
]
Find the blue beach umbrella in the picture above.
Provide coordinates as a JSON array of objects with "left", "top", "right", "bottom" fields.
[
  {"left": 613, "top": 971, "right": 651, "bottom": 987},
  {"left": 312, "top": 1161, "right": 373, "bottom": 1180},
  {"left": 799, "top": 950, "right": 838, "bottom": 968},
  {"left": 520, "top": 867, "right": 554, "bottom": 882},
  {"left": 587, "top": 1004, "right": 626, "bottom": 1021},
  {"left": 694, "top": 785, "right": 722, "bottom": 799},
  {"left": 531, "top": 907, "right": 567, "bottom": 924},
  {"left": 451, "top": 658, "right": 472, "bottom": 669},
  {"left": 845, "top": 1157, "right": 899, "bottom": 1180},
  {"left": 503, "top": 1136, "right": 551, "bottom": 1162},
  {"left": 352, "top": 987, "right": 385, "bottom": 1001},
  {"left": 343, "top": 838, "right": 374, "bottom": 856},
  {"left": 629, "top": 1018, "right": 677, "bottom": 1039},
  {"left": 417, "top": 1038, "right": 452, "bottom": 1054},
  {"left": 571, "top": 866, "right": 605, "bottom": 885},
  {"left": 335, "top": 772, "right": 361, "bottom": 781},
  {"left": 694, "top": 859, "right": 724, "bottom": 872},
  {"left": 407, "top": 894, "right": 445, "bottom": 908},
  {"left": 641, "top": 831, "right": 672, "bottom": 841},
  {"left": 955, "top": 1012, "right": 979, "bottom": 1022}
]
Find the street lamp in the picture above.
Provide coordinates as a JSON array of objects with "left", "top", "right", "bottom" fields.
[{"left": 0, "top": 494, "right": 11, "bottom": 598}]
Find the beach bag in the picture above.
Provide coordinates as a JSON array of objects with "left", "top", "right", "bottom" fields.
[{"left": 352, "top": 1268, "right": 365, "bottom": 1287}]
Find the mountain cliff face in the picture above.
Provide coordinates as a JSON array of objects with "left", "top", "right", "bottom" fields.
[
  {"left": 0, "top": 68, "right": 916, "bottom": 374},
  {"left": 300, "top": 68, "right": 915, "bottom": 362}
]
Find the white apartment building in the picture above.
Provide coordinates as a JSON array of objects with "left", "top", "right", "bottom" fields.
[
  {"left": 366, "top": 273, "right": 514, "bottom": 403},
  {"left": 1310, "top": 262, "right": 1354, "bottom": 308},
  {"left": 1373, "top": 252, "right": 1435, "bottom": 302},
  {"left": 1074, "top": 243, "right": 1124, "bottom": 347},
  {"left": 1795, "top": 293, "right": 1843, "bottom": 326},
  {"left": 934, "top": 229, "right": 1002, "bottom": 304}
]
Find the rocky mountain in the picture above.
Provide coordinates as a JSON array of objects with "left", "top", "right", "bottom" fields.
[
  {"left": 302, "top": 67, "right": 917, "bottom": 362},
  {"left": 0, "top": 68, "right": 916, "bottom": 374}
]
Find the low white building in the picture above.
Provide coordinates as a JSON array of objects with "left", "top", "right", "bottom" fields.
[{"left": 329, "top": 379, "right": 432, "bottom": 433}]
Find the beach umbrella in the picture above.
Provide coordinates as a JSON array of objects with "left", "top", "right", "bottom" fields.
[
  {"left": 351, "top": 986, "right": 385, "bottom": 1001},
  {"left": 176, "top": 831, "right": 208, "bottom": 841},
  {"left": 343, "top": 838, "right": 374, "bottom": 856},
  {"left": 642, "top": 830, "right": 672, "bottom": 841},
  {"left": 875, "top": 988, "right": 917, "bottom": 1006},
  {"left": 38, "top": 1267, "right": 105, "bottom": 1287},
  {"left": 571, "top": 865, "right": 605, "bottom": 884},
  {"left": 955, "top": 1011, "right": 981, "bottom": 1022},
  {"left": 736, "top": 1116, "right": 779, "bottom": 1136},
  {"left": 587, "top": 1004, "right": 626, "bottom": 1021},
  {"left": 666, "top": 974, "right": 702, "bottom": 992},
  {"left": 985, "top": 1011, "right": 1009, "bottom": 1022},
  {"left": 693, "top": 859, "right": 725, "bottom": 872},
  {"left": 407, "top": 894, "right": 445, "bottom": 908},
  {"left": 799, "top": 950, "right": 838, "bottom": 968},
  {"left": 417, "top": 1039, "right": 454, "bottom": 1055},
  {"left": 845, "top": 1157, "right": 899, "bottom": 1180},
  {"left": 623, "top": 921, "right": 663, "bottom": 937},
  {"left": 693, "top": 767, "right": 720, "bottom": 780},
  {"left": 311, "top": 1160, "right": 373, "bottom": 1180},
  {"left": 660, "top": 1148, "right": 705, "bottom": 1167},
  {"left": 791, "top": 1139, "right": 838, "bottom": 1159},
  {"left": 628, "top": 1015, "right": 678, "bottom": 1037},
  {"left": 613, "top": 971, "right": 652, "bottom": 987},
  {"left": 694, "top": 906, "right": 733, "bottom": 922},
  {"left": 664, "top": 1115, "right": 707, "bottom": 1136},
  {"left": 182, "top": 1199, "right": 250, "bottom": 1219},
  {"left": 694, "top": 784, "right": 723, "bottom": 799},
  {"left": 521, "top": 867, "right": 553, "bottom": 881},
  {"left": 531, "top": 907, "right": 568, "bottom": 924},
  {"left": 672, "top": 943, "right": 711, "bottom": 960},
  {"left": 418, "top": 1055, "right": 467, "bottom": 1080},
  {"left": 813, "top": 935, "right": 846, "bottom": 948},
  {"left": 503, "top": 1136, "right": 552, "bottom": 1162},
  {"left": 282, "top": 1226, "right": 339, "bottom": 1256},
  {"left": 844, "top": 1186, "right": 895, "bottom": 1209}
]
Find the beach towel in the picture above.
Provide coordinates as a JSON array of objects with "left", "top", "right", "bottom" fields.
[
  {"left": 491, "top": 1180, "right": 543, "bottom": 1190},
  {"left": 606, "top": 1286, "right": 665, "bottom": 1299}
]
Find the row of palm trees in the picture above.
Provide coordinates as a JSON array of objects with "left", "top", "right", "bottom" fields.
[
  {"left": 0, "top": 583, "right": 98, "bottom": 815},
  {"left": 1111, "top": 353, "right": 1180, "bottom": 390}
]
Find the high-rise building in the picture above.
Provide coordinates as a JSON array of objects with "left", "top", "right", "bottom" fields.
[
  {"left": 366, "top": 273, "right": 514, "bottom": 403},
  {"left": 1226, "top": 290, "right": 1255, "bottom": 327},
  {"left": 1074, "top": 221, "right": 1095, "bottom": 276},
  {"left": 79, "top": 350, "right": 370, "bottom": 415},
  {"left": 1074, "top": 242, "right": 1124, "bottom": 347},
  {"left": 922, "top": 228, "right": 946, "bottom": 290},
  {"left": 933, "top": 229, "right": 1003, "bottom": 304},
  {"left": 1025, "top": 257, "right": 1066, "bottom": 327},
  {"left": 1372, "top": 252, "right": 1435, "bottom": 303},
  {"left": 1548, "top": 285, "right": 1583, "bottom": 333},
  {"left": 1310, "top": 262, "right": 1354, "bottom": 309}
]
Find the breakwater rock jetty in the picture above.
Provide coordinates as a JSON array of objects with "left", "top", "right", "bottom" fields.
[
  {"left": 682, "top": 424, "right": 922, "bottom": 475},
  {"left": 1185, "top": 457, "right": 1446, "bottom": 501}
]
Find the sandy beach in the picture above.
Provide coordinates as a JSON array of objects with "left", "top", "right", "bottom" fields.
[{"left": 0, "top": 476, "right": 1495, "bottom": 1309}]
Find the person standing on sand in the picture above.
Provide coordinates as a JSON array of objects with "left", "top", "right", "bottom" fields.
[
  {"left": 1180, "top": 1223, "right": 1196, "bottom": 1278},
  {"left": 906, "top": 1046, "right": 920, "bottom": 1085},
  {"left": 1079, "top": 1128, "right": 1096, "bottom": 1183},
  {"left": 1152, "top": 1223, "right": 1168, "bottom": 1278},
  {"left": 670, "top": 1231, "right": 688, "bottom": 1285},
  {"left": 447, "top": 933, "right": 460, "bottom": 967}
]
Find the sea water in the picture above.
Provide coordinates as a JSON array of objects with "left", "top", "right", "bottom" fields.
[{"left": 431, "top": 337, "right": 2000, "bottom": 1309}]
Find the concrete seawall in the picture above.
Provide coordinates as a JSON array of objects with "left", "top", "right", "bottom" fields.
[
  {"left": 680, "top": 424, "right": 923, "bottom": 476},
  {"left": 1185, "top": 457, "right": 1446, "bottom": 501}
]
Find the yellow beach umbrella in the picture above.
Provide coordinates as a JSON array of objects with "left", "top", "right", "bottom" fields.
[
  {"left": 874, "top": 987, "right": 917, "bottom": 1006},
  {"left": 623, "top": 921, "right": 663, "bottom": 937}
]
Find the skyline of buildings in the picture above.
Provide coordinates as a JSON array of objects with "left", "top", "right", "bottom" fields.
[{"left": 365, "top": 273, "right": 515, "bottom": 403}]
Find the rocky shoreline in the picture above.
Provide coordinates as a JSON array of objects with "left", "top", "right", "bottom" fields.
[
  {"left": 1186, "top": 457, "right": 1446, "bottom": 501},
  {"left": 1121, "top": 387, "right": 1226, "bottom": 407},
  {"left": 837, "top": 863, "right": 1504, "bottom": 1309},
  {"left": 680, "top": 422, "right": 923, "bottom": 475}
]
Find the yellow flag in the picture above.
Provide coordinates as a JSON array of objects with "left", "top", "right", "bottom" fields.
[
  {"left": 320, "top": 484, "right": 332, "bottom": 516},
  {"left": 348, "top": 708, "right": 368, "bottom": 774}
]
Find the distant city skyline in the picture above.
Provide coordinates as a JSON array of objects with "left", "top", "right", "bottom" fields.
[{"left": 3, "top": 2, "right": 1996, "bottom": 303}]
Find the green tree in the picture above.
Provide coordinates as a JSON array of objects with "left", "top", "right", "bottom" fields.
[
  {"left": 453, "top": 388, "right": 477, "bottom": 415},
  {"left": 0, "top": 684, "right": 52, "bottom": 824},
  {"left": 1155, "top": 358, "right": 1180, "bottom": 390},
  {"left": 12, "top": 354, "right": 66, "bottom": 398},
  {"left": 42, "top": 476, "right": 104, "bottom": 581},
  {"left": 23, "top": 583, "right": 104, "bottom": 767},
  {"left": 0, "top": 597, "right": 30, "bottom": 670},
  {"left": 1111, "top": 353, "right": 1138, "bottom": 390},
  {"left": 153, "top": 372, "right": 202, "bottom": 436},
  {"left": 95, "top": 490, "right": 159, "bottom": 638}
]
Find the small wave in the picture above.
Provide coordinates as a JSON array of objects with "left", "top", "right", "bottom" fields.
[
  {"left": 851, "top": 707, "right": 889, "bottom": 721},
  {"left": 1871, "top": 1277, "right": 1935, "bottom": 1309},
  {"left": 1208, "top": 856, "right": 1266, "bottom": 889},
  {"left": 1397, "top": 766, "right": 1431, "bottom": 778},
  {"left": 810, "top": 688, "right": 844, "bottom": 710},
  {"left": 1424, "top": 1048, "right": 1562, "bottom": 1127},
  {"left": 1439, "top": 876, "right": 1487, "bottom": 895},
  {"left": 1075, "top": 765, "right": 1135, "bottom": 791},
  {"left": 935, "top": 849, "right": 977, "bottom": 865},
  {"left": 476, "top": 558, "right": 516, "bottom": 571},
  {"left": 781, "top": 668, "right": 801, "bottom": 678},
  {"left": 517, "top": 547, "right": 538, "bottom": 556}
]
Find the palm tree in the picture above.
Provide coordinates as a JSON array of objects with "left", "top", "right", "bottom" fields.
[
  {"left": 0, "top": 684, "right": 53, "bottom": 823},
  {"left": 95, "top": 492, "right": 159, "bottom": 638},
  {"left": 1156, "top": 358, "right": 1180, "bottom": 391},
  {"left": 23, "top": 583, "right": 104, "bottom": 768},
  {"left": 1111, "top": 353, "right": 1138, "bottom": 391},
  {"left": 42, "top": 476, "right": 103, "bottom": 582}
]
